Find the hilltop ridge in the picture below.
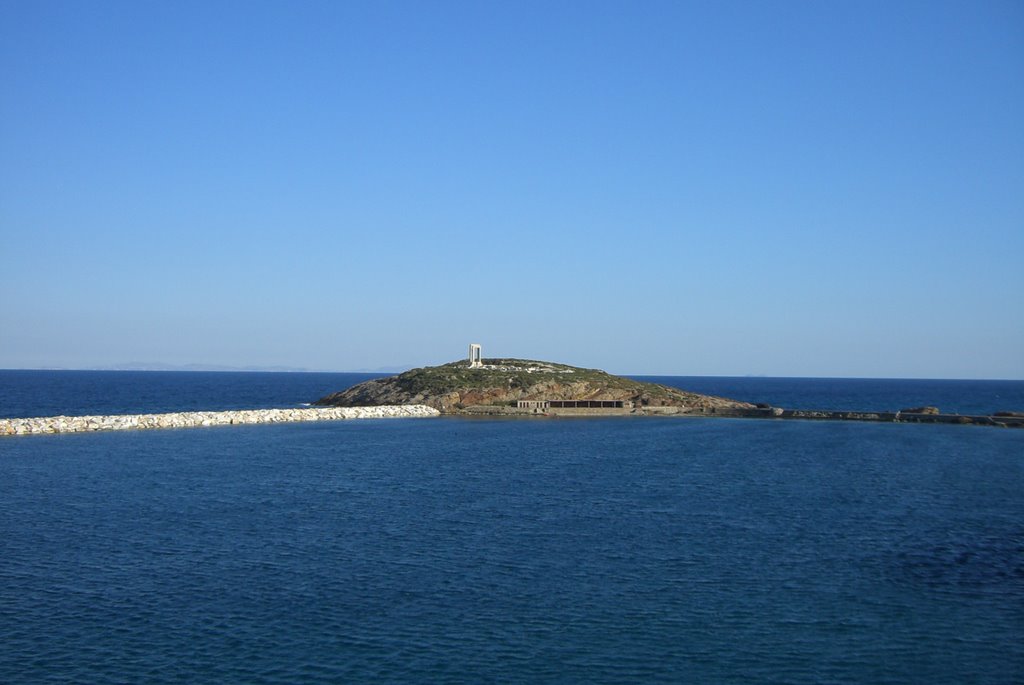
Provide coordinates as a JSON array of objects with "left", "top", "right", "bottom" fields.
[{"left": 313, "top": 358, "right": 753, "bottom": 415}]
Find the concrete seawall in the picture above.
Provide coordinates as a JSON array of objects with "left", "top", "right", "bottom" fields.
[
  {"left": 0, "top": 405, "right": 440, "bottom": 437},
  {"left": 688, "top": 406, "right": 1024, "bottom": 428},
  {"left": 460, "top": 404, "right": 1024, "bottom": 427}
]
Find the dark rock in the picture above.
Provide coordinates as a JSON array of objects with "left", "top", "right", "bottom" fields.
[{"left": 900, "top": 406, "right": 940, "bottom": 415}]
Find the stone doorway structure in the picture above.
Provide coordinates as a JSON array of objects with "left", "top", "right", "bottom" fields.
[{"left": 469, "top": 343, "right": 483, "bottom": 368}]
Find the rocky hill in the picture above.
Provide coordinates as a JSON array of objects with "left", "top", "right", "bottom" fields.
[{"left": 313, "top": 358, "right": 753, "bottom": 415}]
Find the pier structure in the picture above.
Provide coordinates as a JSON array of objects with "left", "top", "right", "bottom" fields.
[{"left": 0, "top": 405, "right": 440, "bottom": 437}]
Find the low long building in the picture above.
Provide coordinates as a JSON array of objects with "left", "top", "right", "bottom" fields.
[{"left": 517, "top": 399, "right": 628, "bottom": 412}]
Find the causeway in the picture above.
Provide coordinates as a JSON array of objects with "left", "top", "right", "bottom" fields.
[{"left": 0, "top": 405, "right": 440, "bottom": 436}]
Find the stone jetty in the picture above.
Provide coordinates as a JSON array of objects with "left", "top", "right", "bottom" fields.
[
  {"left": 0, "top": 405, "right": 440, "bottom": 437},
  {"left": 674, "top": 406, "right": 1024, "bottom": 428}
]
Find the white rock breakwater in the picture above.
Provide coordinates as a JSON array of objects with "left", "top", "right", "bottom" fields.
[{"left": 0, "top": 405, "right": 440, "bottom": 436}]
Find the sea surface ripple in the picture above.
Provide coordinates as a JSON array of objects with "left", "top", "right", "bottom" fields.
[{"left": 2, "top": 415, "right": 1022, "bottom": 683}]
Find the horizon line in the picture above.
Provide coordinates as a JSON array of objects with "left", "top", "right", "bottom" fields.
[{"left": 1, "top": 366, "right": 1022, "bottom": 383}]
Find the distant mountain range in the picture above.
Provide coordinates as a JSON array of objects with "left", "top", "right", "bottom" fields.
[
  {"left": 87, "top": 362, "right": 413, "bottom": 374},
  {"left": 94, "top": 362, "right": 316, "bottom": 372}
]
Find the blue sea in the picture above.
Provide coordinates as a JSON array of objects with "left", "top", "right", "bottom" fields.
[{"left": 1, "top": 371, "right": 1022, "bottom": 683}]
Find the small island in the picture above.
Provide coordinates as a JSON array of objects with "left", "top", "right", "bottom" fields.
[
  {"left": 314, "top": 345, "right": 1024, "bottom": 427},
  {"left": 314, "top": 344, "right": 752, "bottom": 416},
  {"left": 314, "top": 355, "right": 751, "bottom": 416}
]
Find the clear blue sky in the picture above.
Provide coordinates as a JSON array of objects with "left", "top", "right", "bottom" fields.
[{"left": 1, "top": 0, "right": 1022, "bottom": 378}]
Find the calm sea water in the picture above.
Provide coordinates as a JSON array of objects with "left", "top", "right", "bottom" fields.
[
  {"left": 0, "top": 370, "right": 383, "bottom": 419},
  {"left": 1, "top": 371, "right": 1022, "bottom": 683},
  {"left": 635, "top": 375, "right": 1024, "bottom": 416}
]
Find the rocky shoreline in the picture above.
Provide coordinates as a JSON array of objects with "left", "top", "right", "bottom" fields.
[
  {"left": 2, "top": 403, "right": 1019, "bottom": 436},
  {"left": 456, "top": 403, "right": 1023, "bottom": 427},
  {"left": 0, "top": 405, "right": 440, "bottom": 437},
  {"left": 640, "top": 405, "right": 1024, "bottom": 428}
]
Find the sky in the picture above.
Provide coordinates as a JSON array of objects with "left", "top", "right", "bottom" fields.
[{"left": 1, "top": 0, "right": 1022, "bottom": 378}]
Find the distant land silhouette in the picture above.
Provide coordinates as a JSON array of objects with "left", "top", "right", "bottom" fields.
[{"left": 81, "top": 362, "right": 415, "bottom": 373}]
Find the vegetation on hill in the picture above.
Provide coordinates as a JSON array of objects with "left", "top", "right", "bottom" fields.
[{"left": 314, "top": 358, "right": 751, "bottom": 414}]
